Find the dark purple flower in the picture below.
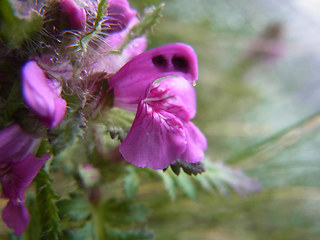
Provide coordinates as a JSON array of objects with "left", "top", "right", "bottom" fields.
[
  {"left": 2, "top": 201, "right": 30, "bottom": 236},
  {"left": 0, "top": 124, "right": 49, "bottom": 235},
  {"left": 60, "top": 0, "right": 86, "bottom": 31},
  {"left": 109, "top": 43, "right": 206, "bottom": 169},
  {"left": 21, "top": 61, "right": 67, "bottom": 129}
]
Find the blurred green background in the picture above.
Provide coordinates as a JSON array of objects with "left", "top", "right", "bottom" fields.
[{"left": 130, "top": 0, "right": 320, "bottom": 239}]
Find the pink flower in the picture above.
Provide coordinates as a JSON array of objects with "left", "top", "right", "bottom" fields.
[
  {"left": 60, "top": 0, "right": 86, "bottom": 31},
  {"left": 106, "top": 0, "right": 137, "bottom": 33},
  {"left": 91, "top": 0, "right": 147, "bottom": 74},
  {"left": 21, "top": 61, "right": 67, "bottom": 129},
  {"left": 0, "top": 124, "right": 49, "bottom": 235},
  {"left": 109, "top": 43, "right": 206, "bottom": 169}
]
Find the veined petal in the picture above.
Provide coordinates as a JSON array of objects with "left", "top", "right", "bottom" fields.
[
  {"left": 22, "top": 61, "right": 67, "bottom": 128},
  {"left": 120, "top": 102, "right": 187, "bottom": 170},
  {"left": 180, "top": 121, "right": 207, "bottom": 163},
  {"left": 0, "top": 153, "right": 49, "bottom": 200},
  {"left": 2, "top": 200, "right": 30, "bottom": 236},
  {"left": 109, "top": 43, "right": 198, "bottom": 110},
  {"left": 0, "top": 124, "right": 39, "bottom": 164},
  {"left": 147, "top": 77, "right": 197, "bottom": 121}
]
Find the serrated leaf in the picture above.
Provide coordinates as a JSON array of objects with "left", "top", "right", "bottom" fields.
[
  {"left": 35, "top": 168, "right": 61, "bottom": 240},
  {"left": 102, "top": 198, "right": 149, "bottom": 226},
  {"left": 158, "top": 171, "right": 176, "bottom": 200},
  {"left": 25, "top": 197, "right": 41, "bottom": 240},
  {"left": 48, "top": 109, "right": 86, "bottom": 154},
  {"left": 62, "top": 222, "right": 93, "bottom": 240},
  {"left": 53, "top": 138, "right": 88, "bottom": 174},
  {"left": 0, "top": 0, "right": 42, "bottom": 48},
  {"left": 120, "top": 3, "right": 164, "bottom": 49},
  {"left": 57, "top": 195, "right": 91, "bottom": 221},
  {"left": 132, "top": 3, "right": 165, "bottom": 36},
  {"left": 196, "top": 174, "right": 216, "bottom": 194},
  {"left": 103, "top": 107, "right": 135, "bottom": 142},
  {"left": 174, "top": 171, "right": 197, "bottom": 201},
  {"left": 106, "top": 229, "right": 154, "bottom": 240},
  {"left": 123, "top": 166, "right": 140, "bottom": 198},
  {"left": 196, "top": 160, "right": 261, "bottom": 196}
]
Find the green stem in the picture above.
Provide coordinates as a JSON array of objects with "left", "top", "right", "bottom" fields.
[{"left": 92, "top": 204, "right": 107, "bottom": 240}]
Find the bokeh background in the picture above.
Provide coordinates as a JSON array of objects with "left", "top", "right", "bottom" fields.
[{"left": 130, "top": 0, "right": 320, "bottom": 239}]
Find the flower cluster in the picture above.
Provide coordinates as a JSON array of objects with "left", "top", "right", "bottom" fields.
[
  {"left": 109, "top": 44, "right": 207, "bottom": 169},
  {"left": 0, "top": 0, "right": 206, "bottom": 235}
]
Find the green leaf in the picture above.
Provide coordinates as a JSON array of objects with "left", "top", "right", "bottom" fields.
[
  {"left": 57, "top": 195, "right": 91, "bottom": 221},
  {"left": 158, "top": 170, "right": 197, "bottom": 201},
  {"left": 106, "top": 229, "right": 154, "bottom": 240},
  {"left": 158, "top": 171, "right": 176, "bottom": 200},
  {"left": 0, "top": 0, "right": 42, "bottom": 48},
  {"left": 195, "top": 160, "right": 261, "bottom": 196},
  {"left": 121, "top": 3, "right": 165, "bottom": 49},
  {"left": 35, "top": 168, "right": 61, "bottom": 240},
  {"left": 102, "top": 198, "right": 149, "bottom": 225},
  {"left": 132, "top": 3, "right": 165, "bottom": 36},
  {"left": 24, "top": 197, "right": 41, "bottom": 240},
  {"left": 48, "top": 109, "right": 86, "bottom": 155},
  {"left": 159, "top": 159, "right": 259, "bottom": 200},
  {"left": 123, "top": 166, "right": 140, "bottom": 198},
  {"left": 103, "top": 107, "right": 135, "bottom": 142},
  {"left": 62, "top": 222, "right": 94, "bottom": 240},
  {"left": 174, "top": 171, "right": 197, "bottom": 201},
  {"left": 54, "top": 138, "right": 88, "bottom": 174}
]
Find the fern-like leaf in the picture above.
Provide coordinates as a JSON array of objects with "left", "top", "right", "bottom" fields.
[{"left": 35, "top": 168, "right": 61, "bottom": 240}]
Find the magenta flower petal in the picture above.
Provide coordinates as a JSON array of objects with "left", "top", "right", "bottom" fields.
[
  {"left": 60, "top": 0, "right": 86, "bottom": 30},
  {"left": 109, "top": 43, "right": 198, "bottom": 110},
  {"left": 0, "top": 124, "right": 49, "bottom": 236},
  {"left": 180, "top": 121, "right": 207, "bottom": 163},
  {"left": 147, "top": 77, "right": 197, "bottom": 121},
  {"left": 107, "top": 0, "right": 137, "bottom": 33},
  {"left": 22, "top": 61, "right": 67, "bottom": 128},
  {"left": 120, "top": 102, "right": 187, "bottom": 170},
  {"left": 0, "top": 124, "right": 39, "bottom": 163},
  {"left": 2, "top": 200, "right": 30, "bottom": 236},
  {"left": 0, "top": 153, "right": 49, "bottom": 200}
]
